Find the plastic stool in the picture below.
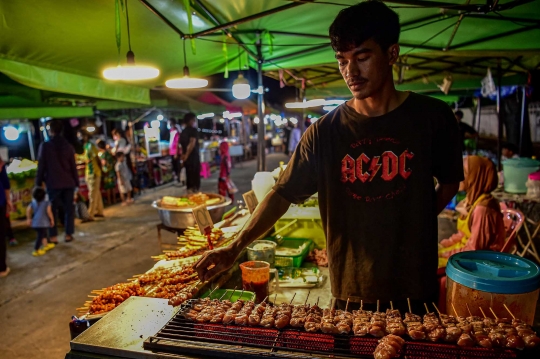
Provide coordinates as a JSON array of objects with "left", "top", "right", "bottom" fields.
[{"left": 200, "top": 162, "right": 211, "bottom": 179}]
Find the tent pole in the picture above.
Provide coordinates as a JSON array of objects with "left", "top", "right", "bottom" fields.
[
  {"left": 256, "top": 33, "right": 266, "bottom": 172},
  {"left": 26, "top": 121, "right": 35, "bottom": 161},
  {"left": 497, "top": 60, "right": 503, "bottom": 171},
  {"left": 519, "top": 85, "right": 526, "bottom": 155},
  {"left": 475, "top": 96, "right": 482, "bottom": 133}
]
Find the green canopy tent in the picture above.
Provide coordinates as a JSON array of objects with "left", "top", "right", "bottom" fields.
[{"left": 1, "top": 0, "right": 539, "bottom": 168}]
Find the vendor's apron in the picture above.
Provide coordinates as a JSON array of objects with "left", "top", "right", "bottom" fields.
[{"left": 438, "top": 194, "right": 487, "bottom": 268}]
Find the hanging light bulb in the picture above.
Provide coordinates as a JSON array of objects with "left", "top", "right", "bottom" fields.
[
  {"left": 232, "top": 73, "right": 251, "bottom": 99},
  {"left": 231, "top": 45, "right": 251, "bottom": 99},
  {"left": 103, "top": 1, "right": 159, "bottom": 81},
  {"left": 166, "top": 39, "right": 208, "bottom": 89}
]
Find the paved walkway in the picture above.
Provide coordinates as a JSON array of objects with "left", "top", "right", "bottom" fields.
[{"left": 0, "top": 153, "right": 288, "bottom": 359}]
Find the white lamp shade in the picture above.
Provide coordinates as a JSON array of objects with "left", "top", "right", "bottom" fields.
[
  {"left": 165, "top": 77, "right": 208, "bottom": 89},
  {"left": 103, "top": 65, "right": 160, "bottom": 81},
  {"left": 232, "top": 83, "right": 251, "bottom": 99}
]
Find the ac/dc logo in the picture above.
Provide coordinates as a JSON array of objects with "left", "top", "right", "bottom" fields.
[{"left": 341, "top": 150, "right": 414, "bottom": 183}]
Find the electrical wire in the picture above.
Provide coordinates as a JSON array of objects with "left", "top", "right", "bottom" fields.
[
  {"left": 125, "top": 0, "right": 132, "bottom": 51},
  {"left": 402, "top": 19, "right": 460, "bottom": 55},
  {"left": 493, "top": 11, "right": 538, "bottom": 27}
]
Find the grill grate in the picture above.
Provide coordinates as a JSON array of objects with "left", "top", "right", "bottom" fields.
[{"left": 144, "top": 300, "right": 518, "bottom": 359}]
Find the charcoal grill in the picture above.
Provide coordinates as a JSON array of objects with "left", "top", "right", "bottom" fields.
[{"left": 144, "top": 300, "right": 519, "bottom": 359}]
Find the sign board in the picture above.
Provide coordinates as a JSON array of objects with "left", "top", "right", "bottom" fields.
[
  {"left": 192, "top": 204, "right": 214, "bottom": 236},
  {"left": 242, "top": 190, "right": 259, "bottom": 214}
]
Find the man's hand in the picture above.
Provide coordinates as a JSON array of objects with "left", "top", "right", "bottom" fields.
[
  {"left": 180, "top": 154, "right": 187, "bottom": 162},
  {"left": 195, "top": 246, "right": 239, "bottom": 282},
  {"left": 6, "top": 200, "right": 12, "bottom": 214}
]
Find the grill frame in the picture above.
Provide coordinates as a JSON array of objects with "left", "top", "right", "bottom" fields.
[{"left": 143, "top": 299, "right": 519, "bottom": 359}]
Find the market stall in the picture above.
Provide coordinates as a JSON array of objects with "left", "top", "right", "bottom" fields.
[{"left": 6, "top": 158, "right": 37, "bottom": 220}]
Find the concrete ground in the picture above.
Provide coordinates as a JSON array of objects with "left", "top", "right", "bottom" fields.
[{"left": 0, "top": 152, "right": 537, "bottom": 359}]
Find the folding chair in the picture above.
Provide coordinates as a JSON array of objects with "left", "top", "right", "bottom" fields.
[
  {"left": 516, "top": 217, "right": 540, "bottom": 264},
  {"left": 501, "top": 209, "right": 524, "bottom": 253}
]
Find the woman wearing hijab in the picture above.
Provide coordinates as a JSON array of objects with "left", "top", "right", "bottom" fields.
[
  {"left": 218, "top": 141, "right": 234, "bottom": 201},
  {"left": 438, "top": 156, "right": 506, "bottom": 267}
]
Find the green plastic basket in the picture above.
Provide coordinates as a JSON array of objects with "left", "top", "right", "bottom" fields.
[
  {"left": 199, "top": 289, "right": 255, "bottom": 302},
  {"left": 269, "top": 238, "right": 314, "bottom": 268}
]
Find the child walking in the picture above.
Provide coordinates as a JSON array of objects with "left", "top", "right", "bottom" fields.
[
  {"left": 115, "top": 152, "right": 133, "bottom": 206},
  {"left": 26, "top": 187, "right": 55, "bottom": 256}
]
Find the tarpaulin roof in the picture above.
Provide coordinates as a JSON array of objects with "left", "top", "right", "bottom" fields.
[{"left": 0, "top": 0, "right": 539, "bottom": 104}]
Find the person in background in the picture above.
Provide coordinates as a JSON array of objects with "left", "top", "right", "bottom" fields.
[
  {"left": 0, "top": 157, "right": 12, "bottom": 277},
  {"left": 218, "top": 141, "right": 234, "bottom": 201},
  {"left": 35, "top": 120, "right": 78, "bottom": 243},
  {"left": 180, "top": 113, "right": 201, "bottom": 193},
  {"left": 111, "top": 129, "right": 133, "bottom": 173},
  {"left": 287, "top": 123, "right": 301, "bottom": 156},
  {"left": 81, "top": 133, "right": 103, "bottom": 220},
  {"left": 6, "top": 216, "right": 17, "bottom": 246},
  {"left": 283, "top": 123, "right": 292, "bottom": 156},
  {"left": 502, "top": 142, "right": 520, "bottom": 160},
  {"left": 115, "top": 152, "right": 133, "bottom": 206},
  {"left": 168, "top": 118, "right": 182, "bottom": 183},
  {"left": 455, "top": 110, "right": 478, "bottom": 153},
  {"left": 438, "top": 156, "right": 505, "bottom": 267},
  {"left": 26, "top": 187, "right": 55, "bottom": 257},
  {"left": 96, "top": 139, "right": 116, "bottom": 205}
]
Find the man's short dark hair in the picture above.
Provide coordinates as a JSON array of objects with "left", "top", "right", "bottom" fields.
[
  {"left": 503, "top": 142, "right": 518, "bottom": 154},
  {"left": 33, "top": 187, "right": 46, "bottom": 202},
  {"left": 47, "top": 120, "right": 63, "bottom": 135},
  {"left": 455, "top": 110, "right": 464, "bottom": 118},
  {"left": 169, "top": 118, "right": 177, "bottom": 126},
  {"left": 184, "top": 112, "right": 196, "bottom": 125},
  {"left": 329, "top": 1, "right": 400, "bottom": 52},
  {"left": 115, "top": 151, "right": 125, "bottom": 160}
]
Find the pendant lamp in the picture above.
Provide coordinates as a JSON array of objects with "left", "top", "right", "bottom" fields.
[
  {"left": 232, "top": 47, "right": 251, "bottom": 99},
  {"left": 165, "top": 39, "right": 208, "bottom": 89},
  {"left": 103, "top": 0, "right": 159, "bottom": 81}
]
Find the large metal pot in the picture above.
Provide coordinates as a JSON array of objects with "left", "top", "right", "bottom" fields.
[{"left": 152, "top": 194, "right": 232, "bottom": 229}]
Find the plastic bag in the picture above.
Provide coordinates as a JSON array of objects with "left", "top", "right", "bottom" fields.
[{"left": 226, "top": 178, "right": 238, "bottom": 194}]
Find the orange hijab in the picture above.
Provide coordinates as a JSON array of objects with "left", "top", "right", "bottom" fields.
[{"left": 462, "top": 156, "right": 499, "bottom": 213}]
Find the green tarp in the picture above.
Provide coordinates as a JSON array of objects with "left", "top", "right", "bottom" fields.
[{"left": 0, "top": 0, "right": 539, "bottom": 103}]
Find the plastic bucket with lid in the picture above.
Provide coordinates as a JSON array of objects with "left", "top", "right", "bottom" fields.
[
  {"left": 502, "top": 158, "right": 540, "bottom": 193},
  {"left": 446, "top": 251, "right": 540, "bottom": 325}
]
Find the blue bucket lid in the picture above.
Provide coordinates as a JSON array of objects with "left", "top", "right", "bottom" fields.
[{"left": 446, "top": 251, "right": 540, "bottom": 294}]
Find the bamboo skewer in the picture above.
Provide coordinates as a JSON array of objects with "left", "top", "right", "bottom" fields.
[
  {"left": 274, "top": 293, "right": 278, "bottom": 304},
  {"left": 424, "top": 303, "right": 430, "bottom": 314},
  {"left": 407, "top": 298, "right": 412, "bottom": 313},
  {"left": 219, "top": 291, "right": 229, "bottom": 301},
  {"left": 503, "top": 304, "right": 516, "bottom": 320},
  {"left": 289, "top": 293, "right": 297, "bottom": 305},
  {"left": 315, "top": 297, "right": 320, "bottom": 307},
  {"left": 465, "top": 303, "right": 472, "bottom": 317},
  {"left": 390, "top": 301, "right": 394, "bottom": 310},
  {"left": 489, "top": 307, "right": 499, "bottom": 320},
  {"left": 304, "top": 291, "right": 311, "bottom": 306},
  {"left": 261, "top": 296, "right": 269, "bottom": 303},
  {"left": 345, "top": 298, "right": 350, "bottom": 313},
  {"left": 77, "top": 307, "right": 88, "bottom": 311},
  {"left": 451, "top": 302, "right": 459, "bottom": 317},
  {"left": 377, "top": 300, "right": 380, "bottom": 313},
  {"left": 479, "top": 307, "right": 487, "bottom": 319},
  {"left": 360, "top": 300, "right": 363, "bottom": 311},
  {"left": 227, "top": 287, "right": 237, "bottom": 301},
  {"left": 88, "top": 295, "right": 97, "bottom": 298},
  {"left": 432, "top": 302, "right": 441, "bottom": 316}
]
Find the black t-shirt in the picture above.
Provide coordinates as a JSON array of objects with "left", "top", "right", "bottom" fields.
[
  {"left": 274, "top": 92, "right": 463, "bottom": 302},
  {"left": 180, "top": 126, "right": 200, "bottom": 164}
]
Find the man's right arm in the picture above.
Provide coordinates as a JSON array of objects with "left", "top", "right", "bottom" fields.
[{"left": 195, "top": 189, "right": 291, "bottom": 281}]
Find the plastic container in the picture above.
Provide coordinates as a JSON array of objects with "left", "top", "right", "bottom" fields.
[
  {"left": 251, "top": 172, "right": 275, "bottom": 202},
  {"left": 526, "top": 171, "right": 540, "bottom": 199},
  {"left": 271, "top": 238, "right": 314, "bottom": 268},
  {"left": 502, "top": 158, "right": 540, "bottom": 193},
  {"left": 247, "top": 240, "right": 276, "bottom": 267},
  {"left": 240, "top": 261, "right": 270, "bottom": 303},
  {"left": 446, "top": 251, "right": 540, "bottom": 325},
  {"left": 274, "top": 206, "right": 325, "bottom": 249},
  {"left": 200, "top": 289, "right": 255, "bottom": 302}
]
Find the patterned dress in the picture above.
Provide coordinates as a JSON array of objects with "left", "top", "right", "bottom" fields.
[{"left": 98, "top": 150, "right": 116, "bottom": 190}]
